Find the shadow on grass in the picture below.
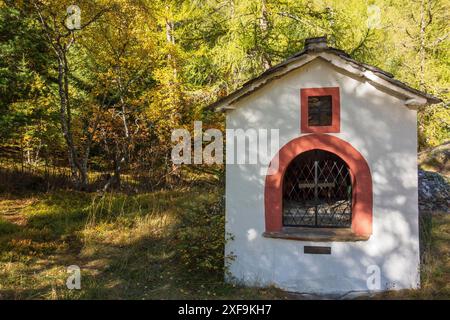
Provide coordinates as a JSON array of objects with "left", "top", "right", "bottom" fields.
[
  {"left": 0, "top": 219, "right": 20, "bottom": 235},
  {"left": 0, "top": 187, "right": 290, "bottom": 300},
  {"left": 1, "top": 187, "right": 449, "bottom": 300}
]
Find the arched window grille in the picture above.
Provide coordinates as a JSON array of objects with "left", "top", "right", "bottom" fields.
[{"left": 282, "top": 149, "right": 352, "bottom": 228}]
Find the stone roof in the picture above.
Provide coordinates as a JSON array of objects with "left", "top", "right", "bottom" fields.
[{"left": 209, "top": 36, "right": 441, "bottom": 111}]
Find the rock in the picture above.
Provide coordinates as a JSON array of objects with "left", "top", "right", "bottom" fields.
[
  {"left": 418, "top": 141, "right": 450, "bottom": 175},
  {"left": 418, "top": 169, "right": 450, "bottom": 213}
]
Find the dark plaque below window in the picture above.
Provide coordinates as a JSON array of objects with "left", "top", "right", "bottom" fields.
[
  {"left": 308, "top": 95, "right": 332, "bottom": 126},
  {"left": 304, "top": 246, "right": 331, "bottom": 254}
]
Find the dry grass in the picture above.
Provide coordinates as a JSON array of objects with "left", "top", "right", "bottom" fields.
[
  {"left": 0, "top": 189, "right": 448, "bottom": 300},
  {"left": 0, "top": 189, "right": 289, "bottom": 300}
]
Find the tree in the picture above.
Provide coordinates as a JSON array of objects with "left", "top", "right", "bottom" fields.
[
  {"left": 386, "top": 0, "right": 449, "bottom": 148},
  {"left": 0, "top": 2, "right": 61, "bottom": 165},
  {"left": 30, "top": 0, "right": 108, "bottom": 188},
  {"left": 83, "top": 0, "right": 157, "bottom": 189}
]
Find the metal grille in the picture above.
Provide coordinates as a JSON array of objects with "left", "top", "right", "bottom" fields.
[
  {"left": 308, "top": 95, "right": 332, "bottom": 126},
  {"left": 282, "top": 150, "right": 352, "bottom": 228}
]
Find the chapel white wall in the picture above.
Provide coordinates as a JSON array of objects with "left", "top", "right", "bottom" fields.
[{"left": 225, "top": 59, "right": 420, "bottom": 294}]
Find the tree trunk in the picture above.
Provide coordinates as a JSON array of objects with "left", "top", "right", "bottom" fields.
[
  {"left": 112, "top": 147, "right": 122, "bottom": 189},
  {"left": 419, "top": 0, "right": 426, "bottom": 89},
  {"left": 57, "top": 50, "right": 89, "bottom": 190},
  {"left": 165, "top": 9, "right": 177, "bottom": 79},
  {"left": 260, "top": 0, "right": 272, "bottom": 70},
  {"left": 57, "top": 54, "right": 77, "bottom": 179},
  {"left": 32, "top": 3, "right": 106, "bottom": 191}
]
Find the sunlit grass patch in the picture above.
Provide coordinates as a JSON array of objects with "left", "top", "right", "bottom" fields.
[
  {"left": 2, "top": 186, "right": 447, "bottom": 300},
  {"left": 0, "top": 186, "right": 242, "bottom": 299},
  {"left": 427, "top": 213, "right": 450, "bottom": 296}
]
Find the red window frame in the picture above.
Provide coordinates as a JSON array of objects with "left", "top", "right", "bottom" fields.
[
  {"left": 264, "top": 134, "right": 373, "bottom": 237},
  {"left": 301, "top": 87, "right": 340, "bottom": 133}
]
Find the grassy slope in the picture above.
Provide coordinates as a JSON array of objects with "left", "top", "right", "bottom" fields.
[
  {"left": 0, "top": 188, "right": 448, "bottom": 299},
  {"left": 0, "top": 188, "right": 289, "bottom": 300}
]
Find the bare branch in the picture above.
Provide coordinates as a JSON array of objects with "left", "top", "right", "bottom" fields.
[
  {"left": 431, "top": 33, "right": 449, "bottom": 47},
  {"left": 350, "top": 29, "right": 372, "bottom": 56}
]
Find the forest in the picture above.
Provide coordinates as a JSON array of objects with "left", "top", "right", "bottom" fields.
[
  {"left": 0, "top": 0, "right": 448, "bottom": 299},
  {"left": 0, "top": 0, "right": 448, "bottom": 191}
]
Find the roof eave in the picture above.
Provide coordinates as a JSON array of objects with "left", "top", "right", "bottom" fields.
[{"left": 209, "top": 50, "right": 442, "bottom": 112}]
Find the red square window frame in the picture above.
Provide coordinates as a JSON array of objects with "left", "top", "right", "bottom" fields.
[{"left": 301, "top": 87, "right": 340, "bottom": 133}]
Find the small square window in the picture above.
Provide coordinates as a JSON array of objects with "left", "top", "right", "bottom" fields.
[
  {"left": 301, "top": 87, "right": 340, "bottom": 133},
  {"left": 308, "top": 95, "right": 332, "bottom": 126}
]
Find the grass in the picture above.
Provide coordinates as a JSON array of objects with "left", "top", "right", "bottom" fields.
[
  {"left": 0, "top": 188, "right": 289, "bottom": 300},
  {"left": 0, "top": 187, "right": 448, "bottom": 300},
  {"left": 372, "top": 212, "right": 450, "bottom": 299}
]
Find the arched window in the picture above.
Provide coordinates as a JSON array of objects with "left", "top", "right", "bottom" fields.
[
  {"left": 282, "top": 150, "right": 352, "bottom": 228},
  {"left": 264, "top": 134, "right": 373, "bottom": 238}
]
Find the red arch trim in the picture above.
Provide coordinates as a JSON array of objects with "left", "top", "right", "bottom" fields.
[{"left": 264, "top": 134, "right": 373, "bottom": 237}]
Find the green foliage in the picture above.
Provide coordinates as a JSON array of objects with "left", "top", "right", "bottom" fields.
[
  {"left": 173, "top": 188, "right": 231, "bottom": 275},
  {"left": 0, "top": 0, "right": 449, "bottom": 175},
  {"left": 419, "top": 104, "right": 450, "bottom": 149},
  {"left": 0, "top": 3, "right": 58, "bottom": 145}
]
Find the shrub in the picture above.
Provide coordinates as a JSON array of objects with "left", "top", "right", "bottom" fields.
[{"left": 174, "top": 191, "right": 232, "bottom": 276}]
